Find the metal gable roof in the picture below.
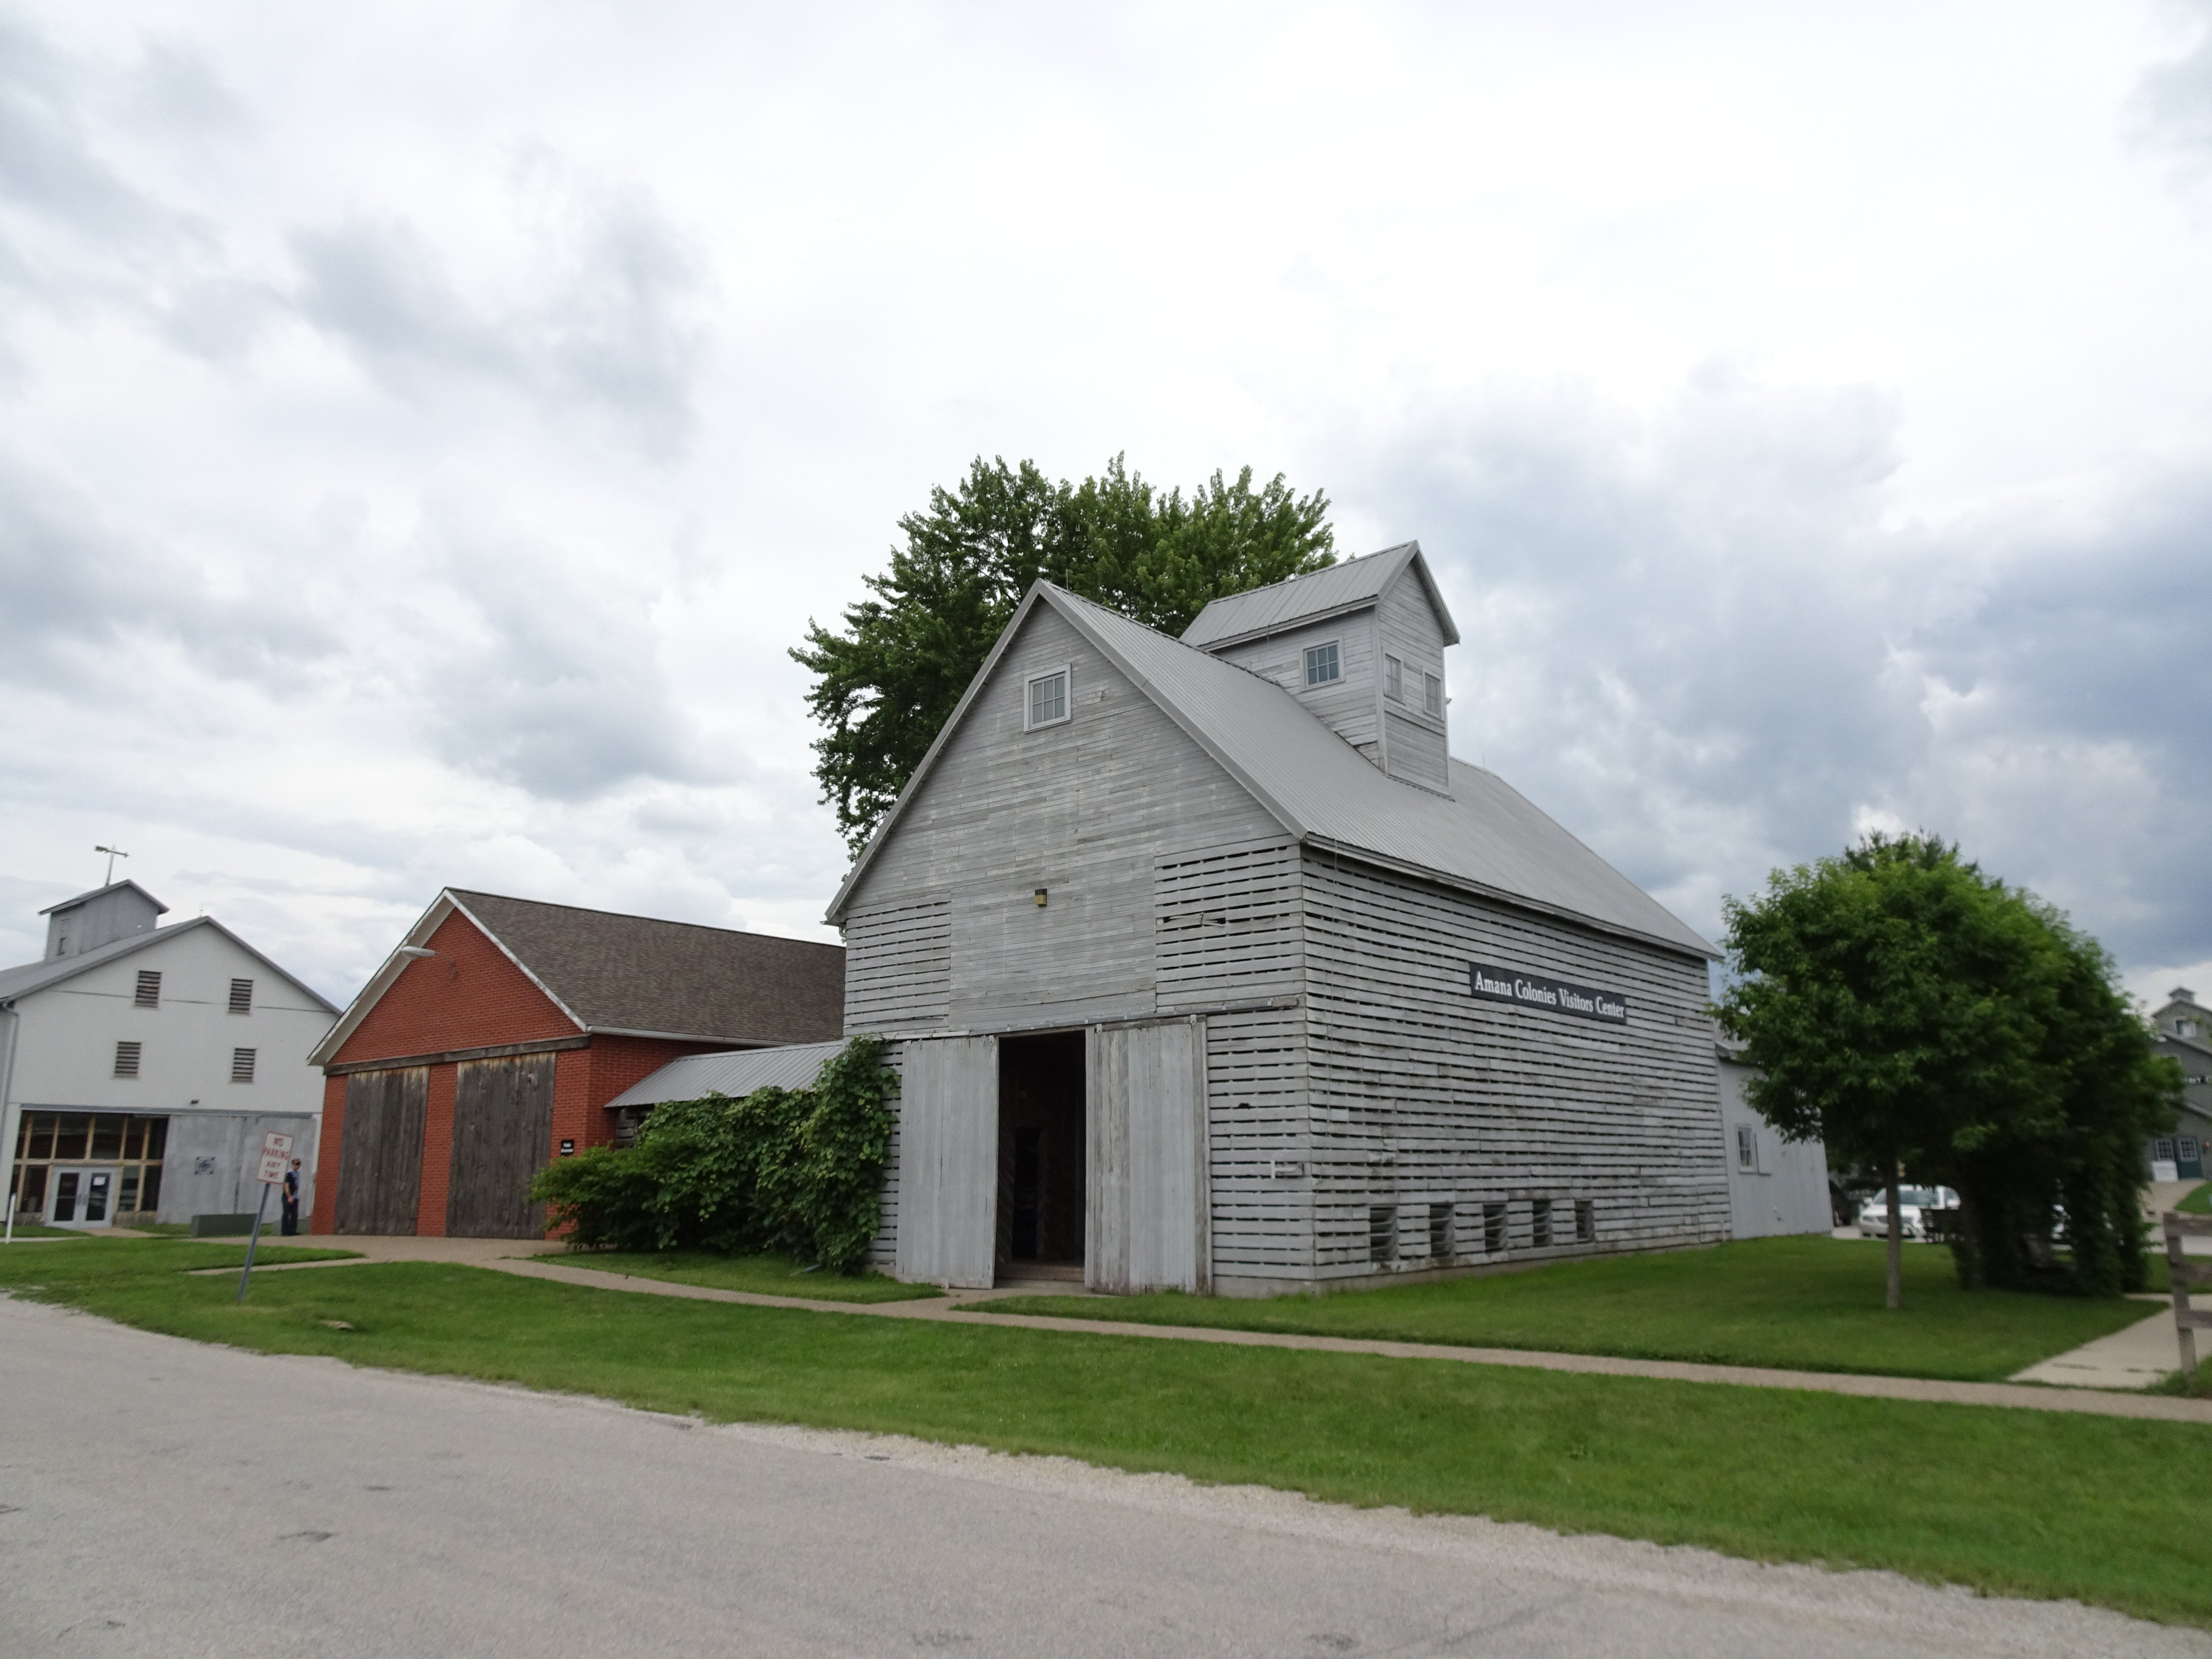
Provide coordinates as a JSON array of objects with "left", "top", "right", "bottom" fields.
[
  {"left": 604, "top": 1040, "right": 847, "bottom": 1110},
  {"left": 830, "top": 579, "right": 1715, "bottom": 959},
  {"left": 0, "top": 916, "right": 340, "bottom": 1012},
  {"left": 1178, "top": 541, "right": 1462, "bottom": 650}
]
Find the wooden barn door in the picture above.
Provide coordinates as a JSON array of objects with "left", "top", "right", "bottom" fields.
[
  {"left": 446, "top": 1054, "right": 559, "bottom": 1238},
  {"left": 1087, "top": 1018, "right": 1209, "bottom": 1294},
  {"left": 334, "top": 1067, "right": 429, "bottom": 1235},
  {"left": 893, "top": 1035, "right": 998, "bottom": 1288}
]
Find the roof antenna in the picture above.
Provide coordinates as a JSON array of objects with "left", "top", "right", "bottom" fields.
[{"left": 95, "top": 844, "right": 129, "bottom": 885}]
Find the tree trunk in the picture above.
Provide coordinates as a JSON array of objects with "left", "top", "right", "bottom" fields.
[{"left": 1885, "top": 1169, "right": 1903, "bottom": 1311}]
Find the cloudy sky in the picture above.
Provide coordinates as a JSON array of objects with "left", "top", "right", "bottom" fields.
[{"left": 4, "top": 1, "right": 2211, "bottom": 1011}]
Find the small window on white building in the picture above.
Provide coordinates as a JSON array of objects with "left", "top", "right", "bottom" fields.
[
  {"left": 229, "top": 978, "right": 254, "bottom": 1015},
  {"left": 1735, "top": 1125, "right": 1757, "bottom": 1172},
  {"left": 1423, "top": 672, "right": 1443, "bottom": 718},
  {"left": 231, "top": 1048, "right": 257, "bottom": 1084},
  {"left": 1025, "top": 667, "right": 1071, "bottom": 730},
  {"left": 1304, "top": 642, "right": 1340, "bottom": 685},
  {"left": 134, "top": 970, "right": 161, "bottom": 1008},
  {"left": 1384, "top": 654, "right": 1404, "bottom": 701},
  {"left": 114, "top": 1040, "right": 142, "bottom": 1077},
  {"left": 2183, "top": 1019, "right": 2201, "bottom": 1039}
]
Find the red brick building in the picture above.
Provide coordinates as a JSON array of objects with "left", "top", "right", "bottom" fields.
[{"left": 308, "top": 890, "right": 844, "bottom": 1238}]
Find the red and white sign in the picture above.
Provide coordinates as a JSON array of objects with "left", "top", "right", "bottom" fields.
[{"left": 256, "top": 1129, "right": 295, "bottom": 1186}]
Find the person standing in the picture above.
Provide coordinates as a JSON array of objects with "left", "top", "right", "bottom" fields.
[{"left": 280, "top": 1158, "right": 301, "bottom": 1236}]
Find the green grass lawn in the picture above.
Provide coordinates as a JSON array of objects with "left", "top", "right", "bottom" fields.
[
  {"left": 3, "top": 1241, "right": 2209, "bottom": 1627},
  {"left": 2178, "top": 1183, "right": 2211, "bottom": 1216},
  {"left": 3, "top": 1222, "right": 85, "bottom": 1239},
  {"left": 978, "top": 1236, "right": 2158, "bottom": 1382},
  {"left": 531, "top": 1247, "right": 942, "bottom": 1303}
]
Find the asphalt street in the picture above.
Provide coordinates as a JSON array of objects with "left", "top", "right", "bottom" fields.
[{"left": 0, "top": 1295, "right": 2201, "bottom": 1659}]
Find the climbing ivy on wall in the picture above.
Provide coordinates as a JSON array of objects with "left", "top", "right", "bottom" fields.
[{"left": 530, "top": 1036, "right": 898, "bottom": 1274}]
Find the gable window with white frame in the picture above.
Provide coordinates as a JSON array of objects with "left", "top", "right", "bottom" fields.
[
  {"left": 1735, "top": 1125, "right": 1757, "bottom": 1172},
  {"left": 1304, "top": 642, "right": 1340, "bottom": 685},
  {"left": 1423, "top": 672, "right": 1443, "bottom": 718},
  {"left": 1384, "top": 653, "right": 1403, "bottom": 701},
  {"left": 1024, "top": 665, "right": 1072, "bottom": 731}
]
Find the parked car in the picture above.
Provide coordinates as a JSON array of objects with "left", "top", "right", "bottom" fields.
[{"left": 1856, "top": 1186, "right": 1960, "bottom": 1241}]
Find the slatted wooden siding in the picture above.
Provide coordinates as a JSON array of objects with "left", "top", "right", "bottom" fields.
[
  {"left": 1154, "top": 839, "right": 1302, "bottom": 1010},
  {"left": 333, "top": 1066, "right": 428, "bottom": 1235},
  {"left": 1298, "top": 853, "right": 1727, "bottom": 1284},
  {"left": 1087, "top": 1018, "right": 1209, "bottom": 1293},
  {"left": 892, "top": 1035, "right": 998, "bottom": 1287},
  {"left": 445, "top": 1053, "right": 557, "bottom": 1238},
  {"left": 843, "top": 901, "right": 950, "bottom": 1032},
  {"left": 841, "top": 606, "right": 1284, "bottom": 1034},
  {"left": 867, "top": 1045, "right": 905, "bottom": 1270},
  {"left": 1205, "top": 1007, "right": 1313, "bottom": 1286}
]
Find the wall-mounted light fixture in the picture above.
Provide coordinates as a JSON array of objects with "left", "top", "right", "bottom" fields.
[
  {"left": 1033, "top": 888, "right": 1049, "bottom": 908},
  {"left": 396, "top": 946, "right": 435, "bottom": 961}
]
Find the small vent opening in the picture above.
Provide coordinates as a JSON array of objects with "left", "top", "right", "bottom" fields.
[
  {"left": 230, "top": 1047, "right": 257, "bottom": 1084},
  {"left": 1368, "top": 1205, "right": 1398, "bottom": 1264},
  {"left": 1428, "top": 1201, "right": 1454, "bottom": 1260},
  {"left": 228, "top": 978, "right": 254, "bottom": 1015},
  {"left": 133, "top": 970, "right": 161, "bottom": 1008},
  {"left": 1575, "top": 1199, "right": 1595, "bottom": 1244},
  {"left": 1482, "top": 1201, "right": 1506, "bottom": 1255},
  {"left": 1532, "top": 1197, "right": 1554, "bottom": 1249},
  {"left": 113, "top": 1040, "right": 142, "bottom": 1077}
]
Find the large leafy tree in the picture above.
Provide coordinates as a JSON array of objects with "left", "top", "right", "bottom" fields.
[
  {"left": 793, "top": 455, "right": 1335, "bottom": 851},
  {"left": 1716, "top": 833, "right": 2178, "bottom": 1307}
]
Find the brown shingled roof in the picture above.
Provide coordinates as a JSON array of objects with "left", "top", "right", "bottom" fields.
[{"left": 449, "top": 890, "right": 844, "bottom": 1045}]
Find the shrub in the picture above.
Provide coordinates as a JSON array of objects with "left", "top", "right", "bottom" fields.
[{"left": 531, "top": 1036, "right": 898, "bottom": 1273}]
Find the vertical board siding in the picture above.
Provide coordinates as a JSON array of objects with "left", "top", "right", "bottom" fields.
[
  {"left": 892, "top": 1035, "right": 998, "bottom": 1287},
  {"left": 1087, "top": 1019, "right": 1207, "bottom": 1293},
  {"left": 1299, "top": 853, "right": 1727, "bottom": 1284},
  {"left": 842, "top": 606, "right": 1284, "bottom": 1036},
  {"left": 333, "top": 1067, "right": 428, "bottom": 1235},
  {"left": 1375, "top": 573, "right": 1451, "bottom": 790},
  {"left": 445, "top": 1053, "right": 558, "bottom": 1238}
]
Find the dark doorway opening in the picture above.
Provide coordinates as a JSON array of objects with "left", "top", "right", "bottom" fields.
[{"left": 997, "top": 1031, "right": 1086, "bottom": 1280}]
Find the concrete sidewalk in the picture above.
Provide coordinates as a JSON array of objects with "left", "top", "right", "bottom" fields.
[{"left": 221, "top": 1236, "right": 2212, "bottom": 1425}]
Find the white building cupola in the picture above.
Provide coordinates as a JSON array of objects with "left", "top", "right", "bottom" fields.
[
  {"left": 39, "top": 881, "right": 168, "bottom": 960},
  {"left": 1179, "top": 541, "right": 1461, "bottom": 795}
]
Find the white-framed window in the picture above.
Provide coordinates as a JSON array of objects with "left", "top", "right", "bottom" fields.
[
  {"left": 228, "top": 978, "right": 254, "bottom": 1015},
  {"left": 114, "top": 1040, "right": 142, "bottom": 1078},
  {"left": 2155, "top": 1137, "right": 2177, "bottom": 1161},
  {"left": 1384, "top": 654, "right": 1404, "bottom": 701},
  {"left": 1735, "top": 1125, "right": 1757, "bottom": 1172},
  {"left": 134, "top": 970, "right": 161, "bottom": 1008},
  {"left": 1024, "top": 665, "right": 1072, "bottom": 730},
  {"left": 1423, "top": 672, "right": 1443, "bottom": 718},
  {"left": 231, "top": 1048, "right": 257, "bottom": 1084},
  {"left": 1304, "top": 642, "right": 1341, "bottom": 686},
  {"left": 2182, "top": 1018, "right": 2200, "bottom": 1039}
]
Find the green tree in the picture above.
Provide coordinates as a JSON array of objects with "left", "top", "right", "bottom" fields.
[
  {"left": 792, "top": 454, "right": 1335, "bottom": 851},
  {"left": 1715, "top": 833, "right": 2178, "bottom": 1307}
]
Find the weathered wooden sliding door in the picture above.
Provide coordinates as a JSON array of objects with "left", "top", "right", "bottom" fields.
[
  {"left": 446, "top": 1053, "right": 558, "bottom": 1238},
  {"left": 334, "top": 1067, "right": 429, "bottom": 1235},
  {"left": 893, "top": 1035, "right": 998, "bottom": 1287},
  {"left": 1087, "top": 1017, "right": 1209, "bottom": 1293}
]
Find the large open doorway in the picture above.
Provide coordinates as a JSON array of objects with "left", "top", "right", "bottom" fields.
[{"left": 996, "top": 1031, "right": 1086, "bottom": 1283}]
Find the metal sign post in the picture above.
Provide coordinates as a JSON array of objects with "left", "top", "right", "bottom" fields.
[{"left": 234, "top": 1131, "right": 296, "bottom": 1303}]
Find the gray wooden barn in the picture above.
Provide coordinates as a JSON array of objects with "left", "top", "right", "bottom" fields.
[{"left": 619, "top": 541, "right": 1732, "bottom": 1293}]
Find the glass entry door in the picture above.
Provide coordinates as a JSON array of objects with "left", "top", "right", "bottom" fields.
[{"left": 49, "top": 1168, "right": 114, "bottom": 1227}]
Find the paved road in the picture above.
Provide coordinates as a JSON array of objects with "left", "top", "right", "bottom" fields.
[{"left": 1, "top": 1298, "right": 2201, "bottom": 1659}]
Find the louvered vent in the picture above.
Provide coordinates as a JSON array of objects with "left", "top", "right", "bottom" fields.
[
  {"left": 113, "top": 1040, "right": 142, "bottom": 1077},
  {"left": 1575, "top": 1200, "right": 1595, "bottom": 1244},
  {"left": 1428, "top": 1201, "right": 1453, "bottom": 1261},
  {"left": 1368, "top": 1205, "right": 1398, "bottom": 1264},
  {"left": 228, "top": 978, "right": 253, "bottom": 1015},
  {"left": 133, "top": 970, "right": 161, "bottom": 1008},
  {"left": 1532, "top": 1197, "right": 1553, "bottom": 1249},
  {"left": 1482, "top": 1201, "right": 1505, "bottom": 1255},
  {"left": 230, "top": 1048, "right": 256, "bottom": 1084}
]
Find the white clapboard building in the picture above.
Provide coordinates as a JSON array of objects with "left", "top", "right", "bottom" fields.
[
  {"left": 1, "top": 881, "right": 337, "bottom": 1228},
  {"left": 616, "top": 543, "right": 1804, "bottom": 1293}
]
